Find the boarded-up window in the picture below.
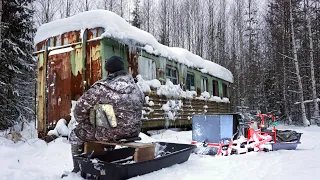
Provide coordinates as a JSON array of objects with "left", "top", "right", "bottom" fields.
[
  {"left": 212, "top": 80, "right": 219, "bottom": 96},
  {"left": 200, "top": 76, "right": 208, "bottom": 92},
  {"left": 186, "top": 72, "right": 195, "bottom": 91},
  {"left": 138, "top": 56, "right": 156, "bottom": 80},
  {"left": 166, "top": 66, "right": 178, "bottom": 84}
]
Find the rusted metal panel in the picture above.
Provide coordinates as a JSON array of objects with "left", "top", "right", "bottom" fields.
[
  {"left": 56, "top": 35, "right": 62, "bottom": 47},
  {"left": 71, "top": 46, "right": 84, "bottom": 100},
  {"left": 36, "top": 40, "right": 46, "bottom": 51},
  {"left": 126, "top": 47, "right": 139, "bottom": 77},
  {"left": 48, "top": 37, "right": 54, "bottom": 48},
  {"left": 87, "top": 27, "right": 104, "bottom": 40},
  {"left": 61, "top": 31, "right": 81, "bottom": 46},
  {"left": 86, "top": 41, "right": 101, "bottom": 87},
  {"left": 47, "top": 52, "right": 72, "bottom": 126}
]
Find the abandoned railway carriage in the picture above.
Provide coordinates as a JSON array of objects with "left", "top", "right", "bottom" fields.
[{"left": 33, "top": 10, "right": 234, "bottom": 137}]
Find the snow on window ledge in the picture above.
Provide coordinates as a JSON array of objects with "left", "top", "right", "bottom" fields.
[{"left": 136, "top": 75, "right": 230, "bottom": 103}]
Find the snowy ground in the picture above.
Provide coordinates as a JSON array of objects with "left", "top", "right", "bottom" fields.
[{"left": 0, "top": 123, "right": 319, "bottom": 180}]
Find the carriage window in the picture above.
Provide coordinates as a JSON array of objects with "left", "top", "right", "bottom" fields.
[
  {"left": 166, "top": 66, "right": 178, "bottom": 84},
  {"left": 212, "top": 80, "right": 219, "bottom": 96},
  {"left": 186, "top": 73, "right": 195, "bottom": 91},
  {"left": 200, "top": 76, "right": 208, "bottom": 92},
  {"left": 222, "top": 83, "right": 228, "bottom": 97},
  {"left": 138, "top": 56, "right": 156, "bottom": 80}
]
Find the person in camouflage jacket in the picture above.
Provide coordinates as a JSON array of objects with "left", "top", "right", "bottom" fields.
[{"left": 64, "top": 56, "right": 144, "bottom": 177}]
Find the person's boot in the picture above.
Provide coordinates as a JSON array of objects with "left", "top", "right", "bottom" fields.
[{"left": 61, "top": 144, "right": 84, "bottom": 178}]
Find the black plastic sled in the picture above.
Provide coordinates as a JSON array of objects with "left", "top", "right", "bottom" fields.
[
  {"left": 271, "top": 131, "right": 303, "bottom": 151},
  {"left": 74, "top": 142, "right": 196, "bottom": 180}
]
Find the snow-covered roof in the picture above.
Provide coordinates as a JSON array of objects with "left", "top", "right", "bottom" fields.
[{"left": 35, "top": 10, "right": 234, "bottom": 83}]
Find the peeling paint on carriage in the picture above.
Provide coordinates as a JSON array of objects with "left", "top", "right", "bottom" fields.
[
  {"left": 71, "top": 45, "right": 85, "bottom": 100},
  {"left": 47, "top": 52, "right": 72, "bottom": 126},
  {"left": 87, "top": 27, "right": 104, "bottom": 40},
  {"left": 36, "top": 40, "right": 46, "bottom": 51},
  {"left": 127, "top": 47, "right": 139, "bottom": 77},
  {"left": 34, "top": 25, "right": 232, "bottom": 137},
  {"left": 86, "top": 41, "right": 101, "bottom": 87},
  {"left": 62, "top": 30, "right": 81, "bottom": 45}
]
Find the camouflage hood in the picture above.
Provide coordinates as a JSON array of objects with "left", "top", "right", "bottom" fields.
[
  {"left": 70, "top": 71, "right": 145, "bottom": 144},
  {"left": 96, "top": 71, "right": 136, "bottom": 95}
]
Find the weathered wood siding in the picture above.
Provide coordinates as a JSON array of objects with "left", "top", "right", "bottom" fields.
[{"left": 141, "top": 92, "right": 231, "bottom": 130}]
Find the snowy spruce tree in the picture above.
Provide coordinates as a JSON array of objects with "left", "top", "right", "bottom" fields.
[
  {"left": 0, "top": 0, "right": 36, "bottom": 130},
  {"left": 131, "top": 0, "right": 141, "bottom": 29}
]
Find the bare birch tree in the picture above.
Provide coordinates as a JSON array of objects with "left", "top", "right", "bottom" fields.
[
  {"left": 77, "top": 0, "right": 94, "bottom": 12},
  {"left": 306, "top": 0, "right": 319, "bottom": 124},
  {"left": 141, "top": 0, "right": 153, "bottom": 32},
  {"left": 159, "top": 0, "right": 169, "bottom": 46},
  {"left": 59, "top": 0, "right": 76, "bottom": 18},
  {"left": 99, "top": 0, "right": 115, "bottom": 11},
  {"left": 281, "top": 4, "right": 291, "bottom": 124},
  {"left": 289, "top": 0, "right": 310, "bottom": 126},
  {"left": 33, "top": 0, "right": 62, "bottom": 26},
  {"left": 207, "top": 0, "right": 216, "bottom": 62}
]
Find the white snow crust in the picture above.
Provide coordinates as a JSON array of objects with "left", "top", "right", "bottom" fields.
[
  {"left": 0, "top": 124, "right": 319, "bottom": 180},
  {"left": 35, "top": 10, "right": 233, "bottom": 83},
  {"left": 48, "top": 47, "right": 74, "bottom": 56},
  {"left": 136, "top": 75, "right": 161, "bottom": 93},
  {"left": 48, "top": 119, "right": 69, "bottom": 137}
]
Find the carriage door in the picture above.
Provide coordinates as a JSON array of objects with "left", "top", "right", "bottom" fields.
[{"left": 47, "top": 48, "right": 73, "bottom": 127}]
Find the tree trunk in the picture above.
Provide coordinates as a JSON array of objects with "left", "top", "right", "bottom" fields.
[
  {"left": 66, "top": 0, "right": 70, "bottom": 17},
  {"left": 0, "top": 0, "right": 2, "bottom": 55},
  {"left": 289, "top": 0, "right": 310, "bottom": 126},
  {"left": 282, "top": 1, "right": 291, "bottom": 124},
  {"left": 85, "top": 0, "right": 89, "bottom": 11},
  {"left": 120, "top": 0, "right": 123, "bottom": 17},
  {"left": 147, "top": 0, "right": 150, "bottom": 32},
  {"left": 306, "top": 0, "right": 319, "bottom": 124}
]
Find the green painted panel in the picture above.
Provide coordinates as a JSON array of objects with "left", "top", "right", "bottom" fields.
[
  {"left": 38, "top": 53, "right": 44, "bottom": 68},
  {"left": 218, "top": 80, "right": 223, "bottom": 97},
  {"left": 99, "top": 37, "right": 232, "bottom": 98},
  {"left": 70, "top": 50, "right": 75, "bottom": 75}
]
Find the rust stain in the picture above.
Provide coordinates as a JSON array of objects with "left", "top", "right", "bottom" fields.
[
  {"left": 56, "top": 35, "right": 62, "bottom": 46},
  {"left": 87, "top": 27, "right": 103, "bottom": 40},
  {"left": 71, "top": 72, "right": 84, "bottom": 100},
  {"left": 36, "top": 31, "right": 80, "bottom": 52},
  {"left": 86, "top": 41, "right": 101, "bottom": 87},
  {"left": 36, "top": 40, "right": 46, "bottom": 51},
  {"left": 87, "top": 28, "right": 96, "bottom": 40},
  {"left": 71, "top": 47, "right": 84, "bottom": 101},
  {"left": 126, "top": 48, "right": 139, "bottom": 78},
  {"left": 47, "top": 52, "right": 72, "bottom": 125},
  {"left": 62, "top": 31, "right": 80, "bottom": 45}
]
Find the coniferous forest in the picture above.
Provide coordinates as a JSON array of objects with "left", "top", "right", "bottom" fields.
[{"left": 1, "top": 0, "right": 320, "bottom": 129}]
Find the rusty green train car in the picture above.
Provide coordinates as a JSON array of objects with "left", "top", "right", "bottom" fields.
[{"left": 33, "top": 10, "right": 233, "bottom": 137}]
